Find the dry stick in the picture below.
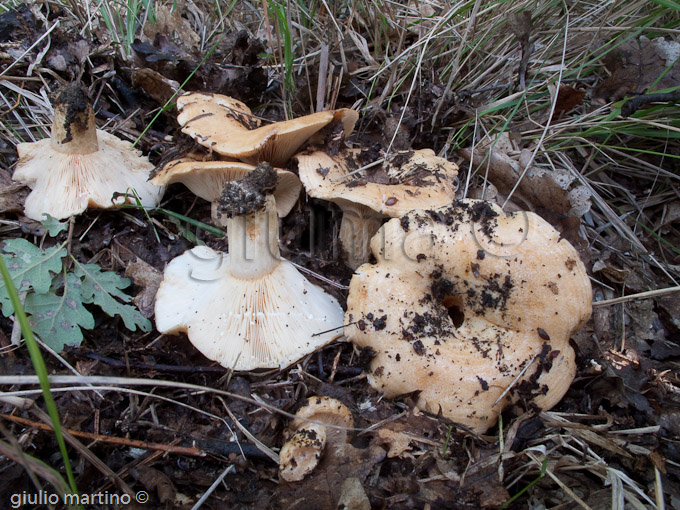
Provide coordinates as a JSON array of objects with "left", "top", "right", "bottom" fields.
[
  {"left": 0, "top": 20, "right": 60, "bottom": 78},
  {"left": 0, "top": 377, "right": 360, "bottom": 437},
  {"left": 329, "top": 157, "right": 385, "bottom": 182},
  {"left": 525, "top": 451, "right": 594, "bottom": 510},
  {"left": 492, "top": 352, "right": 539, "bottom": 408},
  {"left": 432, "top": 0, "right": 483, "bottom": 127},
  {"left": 502, "top": 8, "right": 570, "bottom": 210},
  {"left": 2, "top": 413, "right": 206, "bottom": 457},
  {"left": 592, "top": 286, "right": 680, "bottom": 307},
  {"left": 191, "top": 464, "right": 235, "bottom": 510},
  {"left": 27, "top": 407, "right": 136, "bottom": 497},
  {"left": 316, "top": 41, "right": 330, "bottom": 112}
]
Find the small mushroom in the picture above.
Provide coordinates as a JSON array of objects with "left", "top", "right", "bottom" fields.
[
  {"left": 176, "top": 92, "right": 358, "bottom": 166},
  {"left": 13, "top": 84, "right": 164, "bottom": 220},
  {"left": 150, "top": 157, "right": 301, "bottom": 225},
  {"left": 295, "top": 147, "right": 458, "bottom": 268},
  {"left": 279, "top": 396, "right": 354, "bottom": 482},
  {"left": 154, "top": 164, "right": 344, "bottom": 371},
  {"left": 344, "top": 199, "right": 592, "bottom": 433}
]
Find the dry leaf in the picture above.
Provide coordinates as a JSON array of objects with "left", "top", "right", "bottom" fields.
[
  {"left": 0, "top": 168, "right": 27, "bottom": 214},
  {"left": 552, "top": 84, "right": 586, "bottom": 117},
  {"left": 277, "top": 443, "right": 385, "bottom": 510},
  {"left": 459, "top": 132, "right": 591, "bottom": 217},
  {"left": 124, "top": 258, "right": 162, "bottom": 318},
  {"left": 130, "top": 465, "right": 176, "bottom": 504},
  {"left": 131, "top": 68, "right": 180, "bottom": 106},
  {"left": 594, "top": 36, "right": 680, "bottom": 102},
  {"left": 373, "top": 428, "right": 412, "bottom": 458}
]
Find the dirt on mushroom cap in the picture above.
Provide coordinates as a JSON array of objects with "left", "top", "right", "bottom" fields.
[{"left": 344, "top": 199, "right": 592, "bottom": 433}]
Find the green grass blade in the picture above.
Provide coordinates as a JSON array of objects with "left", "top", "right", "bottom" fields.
[{"left": 0, "top": 254, "right": 80, "bottom": 499}]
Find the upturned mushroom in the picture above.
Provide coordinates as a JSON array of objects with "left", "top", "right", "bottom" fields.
[
  {"left": 176, "top": 92, "right": 358, "bottom": 166},
  {"left": 154, "top": 164, "right": 344, "bottom": 371},
  {"left": 279, "top": 396, "right": 354, "bottom": 482},
  {"left": 150, "top": 157, "right": 301, "bottom": 225},
  {"left": 295, "top": 148, "right": 458, "bottom": 268},
  {"left": 344, "top": 199, "right": 592, "bottom": 433},
  {"left": 13, "top": 84, "right": 164, "bottom": 221}
]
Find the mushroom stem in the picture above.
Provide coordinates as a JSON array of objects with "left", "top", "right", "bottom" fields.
[
  {"left": 338, "top": 204, "right": 384, "bottom": 269},
  {"left": 226, "top": 195, "right": 281, "bottom": 279},
  {"left": 50, "top": 84, "right": 99, "bottom": 155}
]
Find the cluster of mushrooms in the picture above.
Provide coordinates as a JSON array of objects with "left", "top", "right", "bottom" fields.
[{"left": 13, "top": 85, "right": 592, "bottom": 479}]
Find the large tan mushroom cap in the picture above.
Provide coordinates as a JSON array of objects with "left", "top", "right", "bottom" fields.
[
  {"left": 13, "top": 85, "right": 163, "bottom": 221},
  {"left": 344, "top": 199, "right": 592, "bottom": 433},
  {"left": 151, "top": 158, "right": 301, "bottom": 218},
  {"left": 296, "top": 148, "right": 458, "bottom": 268},
  {"left": 176, "top": 92, "right": 358, "bottom": 166}
]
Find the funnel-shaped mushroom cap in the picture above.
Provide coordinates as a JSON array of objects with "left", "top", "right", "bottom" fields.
[
  {"left": 13, "top": 84, "right": 164, "bottom": 220},
  {"left": 151, "top": 158, "right": 301, "bottom": 217},
  {"left": 344, "top": 199, "right": 591, "bottom": 433},
  {"left": 296, "top": 148, "right": 458, "bottom": 268},
  {"left": 176, "top": 92, "right": 358, "bottom": 166},
  {"left": 296, "top": 148, "right": 458, "bottom": 216},
  {"left": 154, "top": 245, "right": 344, "bottom": 370}
]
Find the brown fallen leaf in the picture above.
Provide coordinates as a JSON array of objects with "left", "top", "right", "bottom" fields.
[
  {"left": 130, "top": 464, "right": 176, "bottom": 505},
  {"left": 594, "top": 35, "right": 680, "bottom": 102},
  {"left": 125, "top": 258, "right": 162, "bottom": 318},
  {"left": 131, "top": 68, "right": 180, "bottom": 106},
  {"left": 277, "top": 443, "right": 386, "bottom": 510},
  {"left": 373, "top": 427, "right": 413, "bottom": 458},
  {"left": 459, "top": 132, "right": 591, "bottom": 217},
  {"left": 142, "top": 1, "right": 200, "bottom": 53},
  {"left": 552, "top": 84, "right": 586, "bottom": 117},
  {"left": 0, "top": 167, "right": 28, "bottom": 214}
]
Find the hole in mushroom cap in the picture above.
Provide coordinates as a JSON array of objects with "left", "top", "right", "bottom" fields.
[{"left": 442, "top": 295, "right": 465, "bottom": 328}]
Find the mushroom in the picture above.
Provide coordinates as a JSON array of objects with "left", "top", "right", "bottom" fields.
[
  {"left": 279, "top": 396, "right": 354, "bottom": 482},
  {"left": 13, "top": 84, "right": 164, "bottom": 221},
  {"left": 344, "top": 199, "right": 592, "bottom": 433},
  {"left": 295, "top": 147, "right": 458, "bottom": 268},
  {"left": 154, "top": 164, "right": 344, "bottom": 371},
  {"left": 176, "top": 92, "right": 358, "bottom": 166},
  {"left": 150, "top": 157, "right": 301, "bottom": 225}
]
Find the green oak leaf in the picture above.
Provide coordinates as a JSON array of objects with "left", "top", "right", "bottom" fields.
[
  {"left": 73, "top": 260, "right": 151, "bottom": 332},
  {"left": 24, "top": 273, "right": 95, "bottom": 351},
  {"left": 40, "top": 214, "right": 69, "bottom": 237},
  {"left": 0, "top": 239, "right": 66, "bottom": 315}
]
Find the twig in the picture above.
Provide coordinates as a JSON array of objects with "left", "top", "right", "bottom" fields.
[
  {"left": 621, "top": 91, "right": 680, "bottom": 117},
  {"left": 1, "top": 413, "right": 206, "bottom": 457},
  {"left": 592, "top": 286, "right": 680, "bottom": 307},
  {"left": 330, "top": 158, "right": 385, "bottom": 182},
  {"left": 10, "top": 291, "right": 27, "bottom": 345},
  {"left": 191, "top": 464, "right": 235, "bottom": 510},
  {"left": 492, "top": 352, "right": 539, "bottom": 407},
  {"left": 316, "top": 42, "right": 329, "bottom": 112}
]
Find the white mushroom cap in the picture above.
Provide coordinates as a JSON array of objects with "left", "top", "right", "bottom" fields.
[
  {"left": 155, "top": 245, "right": 344, "bottom": 370},
  {"left": 155, "top": 190, "right": 344, "bottom": 371},
  {"left": 13, "top": 84, "right": 164, "bottom": 221},
  {"left": 279, "top": 397, "right": 354, "bottom": 482},
  {"left": 296, "top": 148, "right": 458, "bottom": 268},
  {"left": 344, "top": 199, "right": 592, "bottom": 433},
  {"left": 176, "top": 92, "right": 358, "bottom": 166},
  {"left": 150, "top": 158, "right": 301, "bottom": 219}
]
